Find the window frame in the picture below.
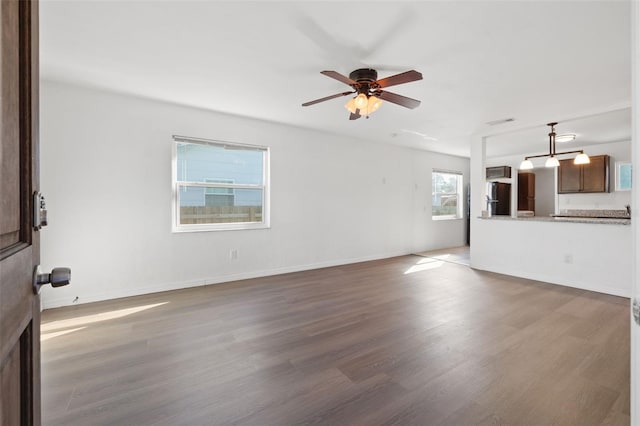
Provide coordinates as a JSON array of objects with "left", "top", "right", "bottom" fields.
[
  {"left": 431, "top": 169, "right": 463, "bottom": 221},
  {"left": 171, "top": 135, "right": 270, "bottom": 232}
]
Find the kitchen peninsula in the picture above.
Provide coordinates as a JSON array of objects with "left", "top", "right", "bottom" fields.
[{"left": 473, "top": 211, "right": 631, "bottom": 297}]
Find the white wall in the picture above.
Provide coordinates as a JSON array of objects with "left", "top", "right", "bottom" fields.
[
  {"left": 472, "top": 218, "right": 631, "bottom": 297},
  {"left": 39, "top": 81, "right": 469, "bottom": 309},
  {"left": 558, "top": 141, "right": 631, "bottom": 210}
]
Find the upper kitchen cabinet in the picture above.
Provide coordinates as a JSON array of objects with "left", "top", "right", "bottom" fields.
[{"left": 558, "top": 154, "right": 610, "bottom": 193}]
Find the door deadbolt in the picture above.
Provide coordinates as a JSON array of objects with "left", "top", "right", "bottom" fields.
[
  {"left": 33, "top": 265, "right": 71, "bottom": 294},
  {"left": 33, "top": 191, "right": 48, "bottom": 230}
]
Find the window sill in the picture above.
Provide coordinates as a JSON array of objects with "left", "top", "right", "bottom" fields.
[
  {"left": 172, "top": 222, "right": 270, "bottom": 233},
  {"left": 432, "top": 216, "right": 463, "bottom": 221}
]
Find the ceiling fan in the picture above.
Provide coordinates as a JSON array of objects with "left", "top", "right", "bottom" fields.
[{"left": 302, "top": 68, "right": 423, "bottom": 120}]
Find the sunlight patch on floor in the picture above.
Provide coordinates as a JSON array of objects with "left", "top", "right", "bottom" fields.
[
  {"left": 41, "top": 302, "right": 168, "bottom": 333},
  {"left": 404, "top": 256, "right": 449, "bottom": 274},
  {"left": 430, "top": 254, "right": 452, "bottom": 261},
  {"left": 41, "top": 327, "right": 87, "bottom": 342}
]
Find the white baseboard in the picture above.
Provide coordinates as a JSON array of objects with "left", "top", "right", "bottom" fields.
[
  {"left": 469, "top": 263, "right": 631, "bottom": 298},
  {"left": 41, "top": 250, "right": 411, "bottom": 310}
]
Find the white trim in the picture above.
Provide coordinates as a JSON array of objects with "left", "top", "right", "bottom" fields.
[
  {"left": 40, "top": 250, "right": 411, "bottom": 310},
  {"left": 184, "top": 181, "right": 260, "bottom": 190},
  {"left": 630, "top": 0, "right": 639, "bottom": 422},
  {"left": 472, "top": 264, "right": 630, "bottom": 298},
  {"left": 173, "top": 134, "right": 267, "bottom": 151}
]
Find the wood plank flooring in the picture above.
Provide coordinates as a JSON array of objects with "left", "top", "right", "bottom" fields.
[
  {"left": 414, "top": 246, "right": 471, "bottom": 266},
  {"left": 40, "top": 253, "right": 630, "bottom": 425}
]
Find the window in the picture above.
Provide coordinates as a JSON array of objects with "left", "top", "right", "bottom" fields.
[
  {"left": 432, "top": 170, "right": 463, "bottom": 220},
  {"left": 205, "top": 179, "right": 235, "bottom": 206},
  {"left": 173, "top": 136, "right": 269, "bottom": 231}
]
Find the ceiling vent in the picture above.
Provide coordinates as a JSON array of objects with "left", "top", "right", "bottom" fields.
[{"left": 486, "top": 118, "right": 515, "bottom": 126}]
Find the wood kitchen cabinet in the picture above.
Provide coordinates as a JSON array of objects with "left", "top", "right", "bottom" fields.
[
  {"left": 558, "top": 154, "right": 609, "bottom": 193},
  {"left": 518, "top": 172, "right": 535, "bottom": 211}
]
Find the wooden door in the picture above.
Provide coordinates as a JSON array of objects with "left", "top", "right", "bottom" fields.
[
  {"left": 517, "top": 173, "right": 535, "bottom": 212},
  {"left": 1, "top": 1, "right": 40, "bottom": 424}
]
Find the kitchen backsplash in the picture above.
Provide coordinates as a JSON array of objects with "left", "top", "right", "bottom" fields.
[{"left": 558, "top": 190, "right": 631, "bottom": 211}]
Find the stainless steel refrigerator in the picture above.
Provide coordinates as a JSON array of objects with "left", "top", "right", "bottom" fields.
[{"left": 487, "top": 182, "right": 511, "bottom": 216}]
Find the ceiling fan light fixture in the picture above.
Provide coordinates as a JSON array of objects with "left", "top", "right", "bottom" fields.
[
  {"left": 354, "top": 93, "right": 368, "bottom": 111},
  {"left": 366, "top": 96, "right": 382, "bottom": 115},
  {"left": 574, "top": 152, "right": 590, "bottom": 165},
  {"left": 345, "top": 94, "right": 383, "bottom": 116},
  {"left": 344, "top": 97, "right": 357, "bottom": 114},
  {"left": 304, "top": 69, "right": 423, "bottom": 120}
]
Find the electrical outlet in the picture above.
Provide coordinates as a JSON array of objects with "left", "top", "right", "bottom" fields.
[
  {"left": 230, "top": 249, "right": 238, "bottom": 260},
  {"left": 564, "top": 254, "right": 573, "bottom": 264}
]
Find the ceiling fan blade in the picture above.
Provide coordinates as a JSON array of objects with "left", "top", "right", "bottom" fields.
[
  {"left": 296, "top": 16, "right": 368, "bottom": 67},
  {"left": 349, "top": 111, "right": 361, "bottom": 120},
  {"left": 376, "top": 70, "right": 423, "bottom": 89},
  {"left": 302, "top": 91, "right": 354, "bottom": 107},
  {"left": 377, "top": 90, "right": 421, "bottom": 109},
  {"left": 321, "top": 70, "right": 357, "bottom": 86},
  {"left": 296, "top": 11, "right": 415, "bottom": 72}
]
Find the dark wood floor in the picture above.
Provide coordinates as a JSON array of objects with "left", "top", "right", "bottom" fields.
[{"left": 41, "top": 253, "right": 630, "bottom": 425}]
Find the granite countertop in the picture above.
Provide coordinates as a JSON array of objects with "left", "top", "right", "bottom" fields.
[
  {"left": 479, "top": 209, "right": 631, "bottom": 225},
  {"left": 551, "top": 209, "right": 630, "bottom": 219},
  {"left": 478, "top": 215, "right": 630, "bottom": 225}
]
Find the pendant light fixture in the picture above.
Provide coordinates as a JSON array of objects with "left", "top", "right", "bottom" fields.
[{"left": 519, "top": 122, "right": 590, "bottom": 170}]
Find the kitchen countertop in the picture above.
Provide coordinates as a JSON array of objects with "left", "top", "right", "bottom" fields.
[{"left": 478, "top": 215, "right": 630, "bottom": 225}]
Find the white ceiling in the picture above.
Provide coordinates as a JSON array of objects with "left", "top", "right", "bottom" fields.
[
  {"left": 39, "top": 1, "right": 631, "bottom": 158},
  {"left": 486, "top": 107, "right": 631, "bottom": 159}
]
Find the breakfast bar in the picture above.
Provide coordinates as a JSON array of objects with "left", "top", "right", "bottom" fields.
[{"left": 472, "top": 209, "right": 632, "bottom": 297}]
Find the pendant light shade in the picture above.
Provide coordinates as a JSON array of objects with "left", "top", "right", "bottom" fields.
[
  {"left": 354, "top": 93, "right": 368, "bottom": 111},
  {"left": 545, "top": 156, "right": 560, "bottom": 168},
  {"left": 344, "top": 97, "right": 357, "bottom": 114},
  {"left": 574, "top": 153, "right": 591, "bottom": 165},
  {"left": 366, "top": 96, "right": 382, "bottom": 115},
  {"left": 519, "top": 159, "right": 534, "bottom": 170}
]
